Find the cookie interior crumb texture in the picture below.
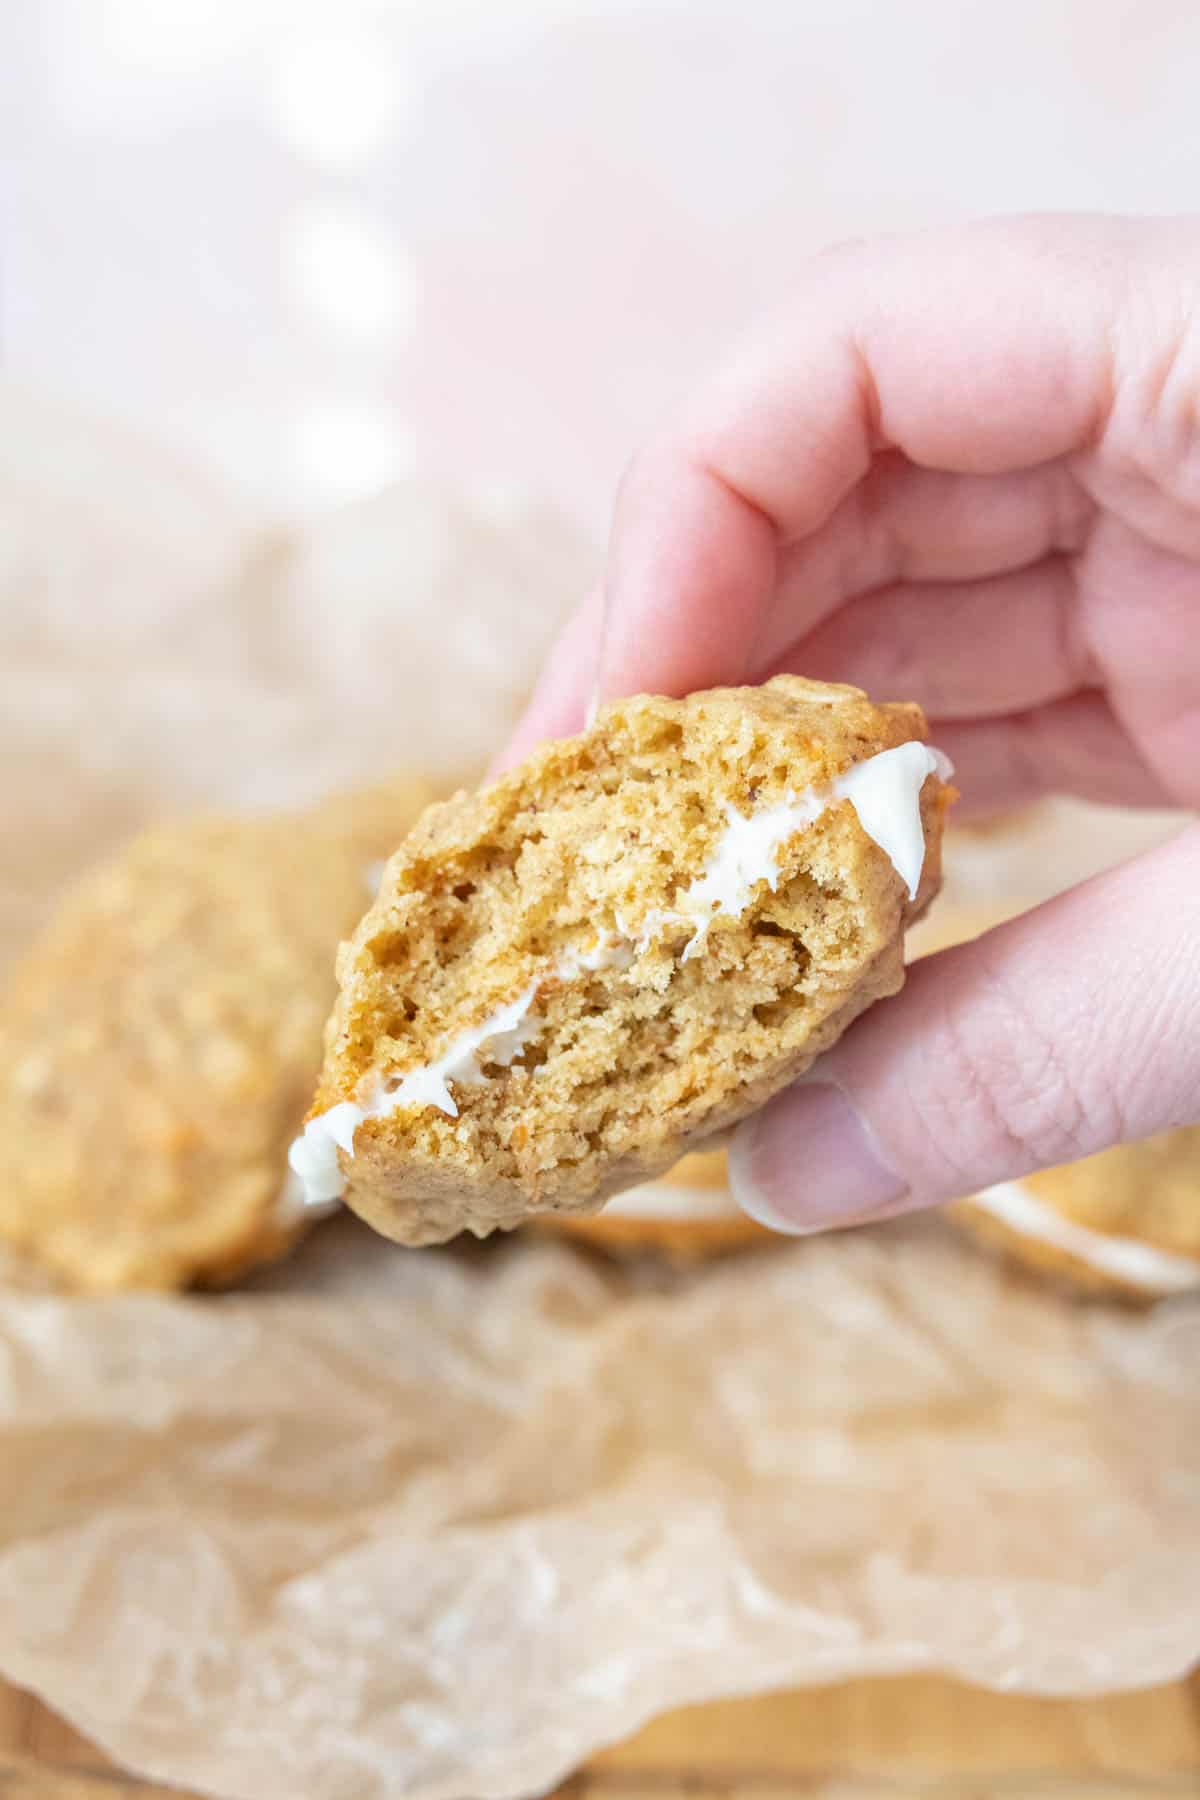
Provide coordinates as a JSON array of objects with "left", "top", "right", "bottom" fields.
[
  {"left": 0, "top": 772, "right": 435, "bottom": 1293},
  {"left": 296, "top": 677, "right": 953, "bottom": 1247}
]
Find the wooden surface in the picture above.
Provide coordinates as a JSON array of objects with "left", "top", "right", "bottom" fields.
[{"left": 3, "top": 1672, "right": 1199, "bottom": 1797}]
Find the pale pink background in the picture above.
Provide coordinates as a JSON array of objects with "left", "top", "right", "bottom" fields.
[{"left": 5, "top": 1, "right": 1200, "bottom": 531}]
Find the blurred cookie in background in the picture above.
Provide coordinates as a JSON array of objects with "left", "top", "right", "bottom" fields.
[
  {"left": 949, "top": 1140, "right": 1200, "bottom": 1304},
  {"left": 0, "top": 774, "right": 435, "bottom": 1294},
  {"left": 535, "top": 1149, "right": 769, "bottom": 1260},
  {"left": 936, "top": 797, "right": 1187, "bottom": 915}
]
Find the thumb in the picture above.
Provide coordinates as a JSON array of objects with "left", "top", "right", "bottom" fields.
[{"left": 730, "top": 823, "right": 1200, "bottom": 1234}]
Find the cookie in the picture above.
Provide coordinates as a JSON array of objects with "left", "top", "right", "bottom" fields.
[
  {"left": 536, "top": 1149, "right": 771, "bottom": 1258},
  {"left": 542, "top": 899, "right": 999, "bottom": 1264},
  {"left": 950, "top": 1140, "right": 1200, "bottom": 1302},
  {"left": 564, "top": 895, "right": 1014, "bottom": 1264},
  {"left": 291, "top": 676, "right": 953, "bottom": 1246},
  {"left": 0, "top": 774, "right": 435, "bottom": 1292}
]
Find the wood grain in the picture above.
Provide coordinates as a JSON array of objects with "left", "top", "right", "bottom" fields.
[{"left": 2, "top": 1672, "right": 1199, "bottom": 1798}]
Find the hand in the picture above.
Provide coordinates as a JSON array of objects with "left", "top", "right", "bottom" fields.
[{"left": 501, "top": 214, "right": 1200, "bottom": 1234}]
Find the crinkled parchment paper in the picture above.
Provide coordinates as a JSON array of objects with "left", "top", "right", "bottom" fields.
[{"left": 1, "top": 386, "right": 1197, "bottom": 1800}]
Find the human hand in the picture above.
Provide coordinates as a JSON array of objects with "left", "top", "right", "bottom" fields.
[{"left": 500, "top": 214, "right": 1200, "bottom": 1234}]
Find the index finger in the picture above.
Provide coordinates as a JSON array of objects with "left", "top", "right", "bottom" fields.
[{"left": 599, "top": 213, "right": 1124, "bottom": 704}]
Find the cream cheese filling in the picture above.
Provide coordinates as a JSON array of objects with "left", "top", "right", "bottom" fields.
[
  {"left": 287, "top": 988, "right": 544, "bottom": 1207},
  {"left": 972, "top": 1181, "right": 1200, "bottom": 1296},
  {"left": 623, "top": 740, "right": 950, "bottom": 960},
  {"left": 288, "top": 740, "right": 950, "bottom": 1209}
]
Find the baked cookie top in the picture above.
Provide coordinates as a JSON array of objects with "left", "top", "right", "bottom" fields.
[
  {"left": 0, "top": 773, "right": 434, "bottom": 1292},
  {"left": 292, "top": 676, "right": 952, "bottom": 1246}
]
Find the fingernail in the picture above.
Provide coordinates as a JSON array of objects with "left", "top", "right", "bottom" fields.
[{"left": 729, "top": 1081, "right": 908, "bottom": 1235}]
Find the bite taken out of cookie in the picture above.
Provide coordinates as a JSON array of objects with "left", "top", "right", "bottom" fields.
[{"left": 291, "top": 676, "right": 954, "bottom": 1247}]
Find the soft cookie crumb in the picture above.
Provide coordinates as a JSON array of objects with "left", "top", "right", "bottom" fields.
[{"left": 299, "top": 676, "right": 953, "bottom": 1247}]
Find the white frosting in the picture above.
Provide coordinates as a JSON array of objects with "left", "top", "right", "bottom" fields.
[
  {"left": 274, "top": 1167, "right": 343, "bottom": 1224},
  {"left": 604, "top": 1181, "right": 740, "bottom": 1222},
  {"left": 287, "top": 987, "right": 542, "bottom": 1205},
  {"left": 835, "top": 741, "right": 953, "bottom": 902},
  {"left": 288, "top": 742, "right": 950, "bottom": 1208},
  {"left": 673, "top": 792, "right": 827, "bottom": 959},
  {"left": 669, "top": 739, "right": 951, "bottom": 957},
  {"left": 392, "top": 984, "right": 544, "bottom": 1113},
  {"left": 285, "top": 936, "right": 637, "bottom": 1206},
  {"left": 973, "top": 1181, "right": 1200, "bottom": 1296},
  {"left": 287, "top": 1101, "right": 365, "bottom": 1208}
]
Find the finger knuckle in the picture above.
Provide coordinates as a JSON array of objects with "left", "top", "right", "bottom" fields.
[{"left": 910, "top": 952, "right": 1124, "bottom": 1191}]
